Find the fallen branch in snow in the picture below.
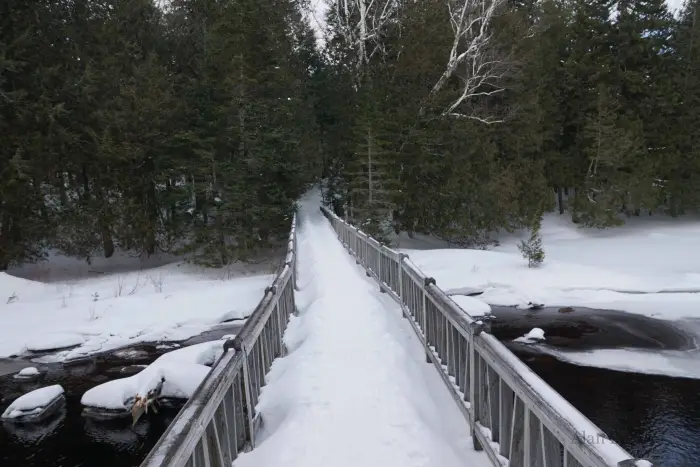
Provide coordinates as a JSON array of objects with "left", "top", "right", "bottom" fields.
[{"left": 131, "top": 377, "right": 165, "bottom": 426}]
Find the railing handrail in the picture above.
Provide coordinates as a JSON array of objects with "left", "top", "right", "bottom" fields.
[
  {"left": 140, "top": 214, "right": 298, "bottom": 467},
  {"left": 320, "top": 205, "right": 650, "bottom": 467}
]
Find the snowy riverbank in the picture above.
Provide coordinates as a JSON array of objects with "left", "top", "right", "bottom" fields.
[
  {"left": 400, "top": 213, "right": 700, "bottom": 320},
  {"left": 397, "top": 213, "right": 700, "bottom": 379},
  {"left": 0, "top": 255, "right": 274, "bottom": 361}
]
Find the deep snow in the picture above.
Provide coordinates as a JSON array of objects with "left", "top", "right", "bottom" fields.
[
  {"left": 234, "top": 193, "right": 490, "bottom": 467},
  {"left": 0, "top": 259, "right": 273, "bottom": 361}
]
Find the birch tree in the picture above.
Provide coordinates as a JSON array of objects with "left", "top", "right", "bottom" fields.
[
  {"left": 427, "top": 0, "right": 510, "bottom": 123},
  {"left": 330, "top": 0, "right": 399, "bottom": 71}
]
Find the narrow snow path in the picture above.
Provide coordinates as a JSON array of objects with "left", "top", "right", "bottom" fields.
[{"left": 235, "top": 194, "right": 489, "bottom": 467}]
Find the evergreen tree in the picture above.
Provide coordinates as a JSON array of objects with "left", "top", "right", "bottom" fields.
[{"left": 518, "top": 217, "right": 545, "bottom": 268}]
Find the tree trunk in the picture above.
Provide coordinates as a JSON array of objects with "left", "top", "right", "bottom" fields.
[
  {"left": 0, "top": 211, "right": 12, "bottom": 270},
  {"left": 101, "top": 221, "right": 114, "bottom": 258},
  {"left": 145, "top": 178, "right": 158, "bottom": 256},
  {"left": 557, "top": 187, "right": 564, "bottom": 214}
]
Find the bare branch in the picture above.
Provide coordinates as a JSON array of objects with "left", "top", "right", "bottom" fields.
[
  {"left": 425, "top": 0, "right": 508, "bottom": 122},
  {"left": 330, "top": 0, "right": 398, "bottom": 73},
  {"left": 446, "top": 113, "right": 503, "bottom": 124}
]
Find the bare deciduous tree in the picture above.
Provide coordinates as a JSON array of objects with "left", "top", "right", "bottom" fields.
[
  {"left": 427, "top": 0, "right": 508, "bottom": 123},
  {"left": 331, "top": 0, "right": 398, "bottom": 70}
]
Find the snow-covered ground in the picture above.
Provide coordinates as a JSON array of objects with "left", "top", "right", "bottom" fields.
[
  {"left": 401, "top": 213, "right": 700, "bottom": 320},
  {"left": 235, "top": 193, "right": 490, "bottom": 467},
  {"left": 399, "top": 213, "right": 700, "bottom": 379},
  {"left": 0, "top": 254, "right": 274, "bottom": 361}
]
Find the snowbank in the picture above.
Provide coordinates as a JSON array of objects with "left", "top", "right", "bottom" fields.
[
  {"left": 81, "top": 339, "right": 226, "bottom": 412},
  {"left": 235, "top": 193, "right": 490, "bottom": 467},
  {"left": 403, "top": 213, "right": 700, "bottom": 320},
  {"left": 2, "top": 385, "right": 65, "bottom": 421},
  {"left": 0, "top": 262, "right": 272, "bottom": 360}
]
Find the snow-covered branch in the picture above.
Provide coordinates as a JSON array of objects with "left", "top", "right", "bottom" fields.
[{"left": 427, "top": 0, "right": 508, "bottom": 120}]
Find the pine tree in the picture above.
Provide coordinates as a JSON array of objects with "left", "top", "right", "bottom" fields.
[{"left": 518, "top": 217, "right": 545, "bottom": 268}]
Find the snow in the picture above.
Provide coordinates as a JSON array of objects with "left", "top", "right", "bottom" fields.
[
  {"left": 234, "top": 192, "right": 490, "bottom": 467},
  {"left": 449, "top": 295, "right": 491, "bottom": 318},
  {"left": 0, "top": 259, "right": 273, "bottom": 361},
  {"left": 25, "top": 333, "right": 86, "bottom": 352},
  {"left": 536, "top": 347, "right": 700, "bottom": 379},
  {"left": 403, "top": 213, "right": 700, "bottom": 321},
  {"left": 513, "top": 327, "right": 545, "bottom": 344},
  {"left": 81, "top": 339, "right": 225, "bottom": 411},
  {"left": 17, "top": 367, "right": 40, "bottom": 376},
  {"left": 2, "top": 385, "right": 64, "bottom": 420}
]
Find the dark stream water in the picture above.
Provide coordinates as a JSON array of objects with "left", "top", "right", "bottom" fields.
[
  {"left": 0, "top": 324, "right": 242, "bottom": 467},
  {"left": 2, "top": 309, "right": 699, "bottom": 466},
  {"left": 487, "top": 305, "right": 700, "bottom": 467}
]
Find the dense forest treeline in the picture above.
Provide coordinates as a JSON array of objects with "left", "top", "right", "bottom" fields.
[
  {"left": 0, "top": 0, "right": 322, "bottom": 268},
  {"left": 2, "top": 0, "right": 700, "bottom": 268},
  {"left": 321, "top": 0, "right": 700, "bottom": 244}
]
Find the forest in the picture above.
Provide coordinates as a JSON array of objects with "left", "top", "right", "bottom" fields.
[{"left": 1, "top": 0, "right": 699, "bottom": 268}]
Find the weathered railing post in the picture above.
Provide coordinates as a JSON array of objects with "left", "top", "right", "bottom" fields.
[
  {"left": 232, "top": 337, "right": 256, "bottom": 449},
  {"left": 469, "top": 321, "right": 485, "bottom": 451},
  {"left": 423, "top": 277, "right": 435, "bottom": 363},
  {"left": 398, "top": 253, "right": 408, "bottom": 318},
  {"left": 378, "top": 245, "right": 387, "bottom": 294}
]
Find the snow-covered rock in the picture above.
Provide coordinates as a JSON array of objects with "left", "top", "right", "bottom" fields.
[
  {"left": 450, "top": 295, "right": 491, "bottom": 318},
  {"left": 13, "top": 366, "right": 41, "bottom": 380},
  {"left": 515, "top": 301, "right": 545, "bottom": 310},
  {"left": 1, "top": 385, "right": 65, "bottom": 422},
  {"left": 513, "top": 327, "right": 546, "bottom": 344},
  {"left": 17, "top": 367, "right": 39, "bottom": 376},
  {"left": 81, "top": 340, "right": 226, "bottom": 416}
]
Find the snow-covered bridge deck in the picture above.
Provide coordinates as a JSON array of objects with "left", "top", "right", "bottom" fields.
[
  {"left": 141, "top": 193, "right": 651, "bottom": 467},
  {"left": 232, "top": 200, "right": 490, "bottom": 467}
]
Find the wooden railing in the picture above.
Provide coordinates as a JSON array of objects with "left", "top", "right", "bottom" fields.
[{"left": 320, "top": 206, "right": 652, "bottom": 467}]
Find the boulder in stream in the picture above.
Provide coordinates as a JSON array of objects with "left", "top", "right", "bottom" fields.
[
  {"left": 13, "top": 366, "right": 42, "bottom": 381},
  {"left": 514, "top": 327, "right": 546, "bottom": 344},
  {"left": 1, "top": 384, "right": 65, "bottom": 423}
]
